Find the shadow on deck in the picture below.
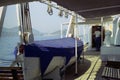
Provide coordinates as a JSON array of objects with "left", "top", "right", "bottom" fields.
[
  {"left": 65, "top": 50, "right": 106, "bottom": 80},
  {"left": 65, "top": 58, "right": 91, "bottom": 80}
]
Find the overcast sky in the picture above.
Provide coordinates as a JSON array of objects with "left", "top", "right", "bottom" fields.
[{"left": 3, "top": 2, "right": 70, "bottom": 33}]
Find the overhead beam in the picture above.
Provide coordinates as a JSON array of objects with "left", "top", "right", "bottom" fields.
[
  {"left": 77, "top": 5, "right": 120, "bottom": 13},
  {"left": 62, "top": 16, "right": 113, "bottom": 25}
]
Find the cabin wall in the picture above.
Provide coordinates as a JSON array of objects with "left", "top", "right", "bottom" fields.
[{"left": 112, "top": 17, "right": 120, "bottom": 45}]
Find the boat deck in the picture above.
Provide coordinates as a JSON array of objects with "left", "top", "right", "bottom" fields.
[{"left": 65, "top": 50, "right": 106, "bottom": 80}]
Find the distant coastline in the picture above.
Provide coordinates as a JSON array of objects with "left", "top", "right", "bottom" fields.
[{"left": 1, "top": 27, "right": 67, "bottom": 37}]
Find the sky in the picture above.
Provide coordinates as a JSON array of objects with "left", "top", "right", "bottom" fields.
[{"left": 3, "top": 2, "right": 70, "bottom": 33}]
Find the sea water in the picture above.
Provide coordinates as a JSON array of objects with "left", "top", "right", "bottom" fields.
[
  {"left": 0, "top": 35, "right": 60, "bottom": 67},
  {"left": 0, "top": 36, "right": 19, "bottom": 66}
]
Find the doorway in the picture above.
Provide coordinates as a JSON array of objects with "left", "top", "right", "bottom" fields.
[{"left": 91, "top": 25, "right": 104, "bottom": 48}]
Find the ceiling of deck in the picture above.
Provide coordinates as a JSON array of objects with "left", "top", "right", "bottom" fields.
[
  {"left": 0, "top": 0, "right": 120, "bottom": 18},
  {"left": 52, "top": 0, "right": 120, "bottom": 18}
]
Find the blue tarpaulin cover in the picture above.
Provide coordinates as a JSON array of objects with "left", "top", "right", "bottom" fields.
[{"left": 24, "top": 38, "right": 83, "bottom": 76}]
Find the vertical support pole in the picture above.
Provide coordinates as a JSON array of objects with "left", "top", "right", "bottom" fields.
[
  {"left": 101, "top": 17, "right": 104, "bottom": 46},
  {"left": 61, "top": 24, "right": 63, "bottom": 38},
  {"left": 66, "top": 15, "right": 75, "bottom": 37},
  {"left": 24, "top": 3, "right": 34, "bottom": 43},
  {"left": 16, "top": 4, "right": 26, "bottom": 80},
  {"left": 16, "top": 4, "right": 23, "bottom": 44},
  {"left": 17, "top": 3, "right": 34, "bottom": 44},
  {"left": 0, "top": 6, "right": 7, "bottom": 37},
  {"left": 75, "top": 14, "right": 78, "bottom": 74}
]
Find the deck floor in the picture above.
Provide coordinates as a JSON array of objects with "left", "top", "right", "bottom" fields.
[{"left": 65, "top": 50, "right": 106, "bottom": 80}]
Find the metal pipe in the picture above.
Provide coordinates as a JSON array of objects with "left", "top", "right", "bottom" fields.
[
  {"left": 16, "top": 4, "right": 23, "bottom": 43},
  {"left": 101, "top": 17, "right": 104, "bottom": 46},
  {"left": 0, "top": 6, "right": 7, "bottom": 37},
  {"left": 75, "top": 14, "right": 78, "bottom": 74},
  {"left": 77, "top": 5, "right": 120, "bottom": 13},
  {"left": 60, "top": 24, "right": 63, "bottom": 38}
]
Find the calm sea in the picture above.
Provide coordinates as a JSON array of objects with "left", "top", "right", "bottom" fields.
[
  {"left": 0, "top": 36, "right": 19, "bottom": 66},
  {"left": 0, "top": 35, "right": 61, "bottom": 67}
]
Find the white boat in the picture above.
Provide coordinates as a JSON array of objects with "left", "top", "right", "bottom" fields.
[{"left": 0, "top": 0, "right": 120, "bottom": 80}]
